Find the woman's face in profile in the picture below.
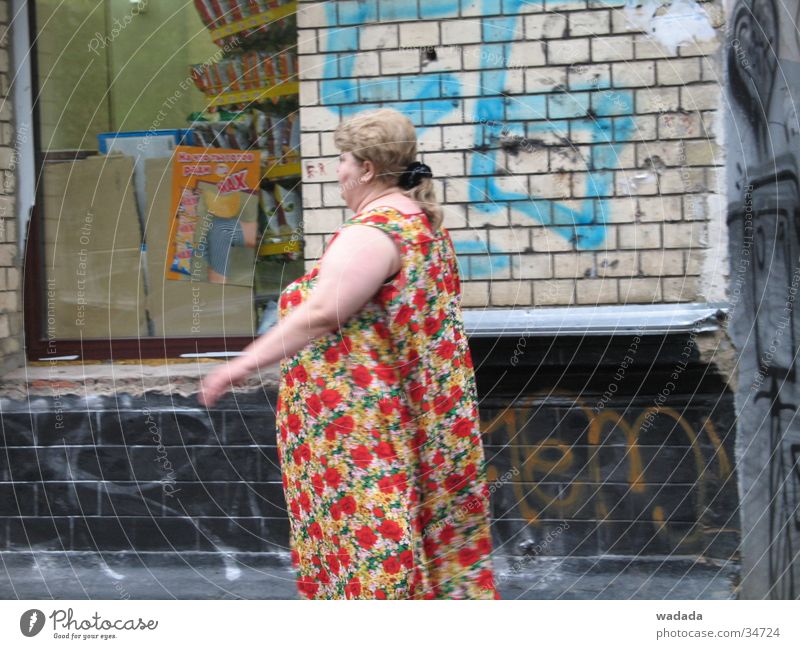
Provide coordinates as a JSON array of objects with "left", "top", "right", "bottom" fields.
[{"left": 337, "top": 151, "right": 368, "bottom": 208}]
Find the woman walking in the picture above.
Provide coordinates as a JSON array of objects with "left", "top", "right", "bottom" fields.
[{"left": 200, "top": 108, "right": 498, "bottom": 599}]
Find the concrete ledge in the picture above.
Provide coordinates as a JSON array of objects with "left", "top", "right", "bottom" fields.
[{"left": 0, "top": 361, "right": 281, "bottom": 400}]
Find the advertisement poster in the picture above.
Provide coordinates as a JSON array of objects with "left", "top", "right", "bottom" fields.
[{"left": 166, "top": 146, "right": 260, "bottom": 287}]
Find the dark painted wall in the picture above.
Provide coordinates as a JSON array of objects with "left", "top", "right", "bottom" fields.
[
  {"left": 1, "top": 334, "right": 738, "bottom": 565},
  {"left": 726, "top": 0, "right": 800, "bottom": 599},
  {"left": 473, "top": 334, "right": 738, "bottom": 561}
]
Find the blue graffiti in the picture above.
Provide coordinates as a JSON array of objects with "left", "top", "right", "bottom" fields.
[
  {"left": 452, "top": 239, "right": 512, "bottom": 276},
  {"left": 471, "top": 83, "right": 634, "bottom": 251},
  {"left": 318, "top": 0, "right": 635, "bottom": 277},
  {"left": 321, "top": 1, "right": 462, "bottom": 114}
]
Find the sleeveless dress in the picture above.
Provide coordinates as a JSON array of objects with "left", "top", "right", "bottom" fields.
[{"left": 275, "top": 206, "right": 498, "bottom": 599}]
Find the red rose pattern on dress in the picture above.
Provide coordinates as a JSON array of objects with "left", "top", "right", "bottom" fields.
[{"left": 276, "top": 206, "right": 499, "bottom": 599}]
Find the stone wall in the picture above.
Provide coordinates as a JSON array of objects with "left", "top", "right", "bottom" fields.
[{"left": 0, "top": 336, "right": 739, "bottom": 562}]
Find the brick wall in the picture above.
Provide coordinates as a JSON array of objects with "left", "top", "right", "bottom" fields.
[
  {"left": 296, "top": 0, "right": 726, "bottom": 308},
  {"left": 0, "top": 0, "right": 22, "bottom": 372}
]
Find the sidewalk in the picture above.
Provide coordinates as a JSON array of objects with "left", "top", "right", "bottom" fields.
[{"left": 1, "top": 552, "right": 738, "bottom": 599}]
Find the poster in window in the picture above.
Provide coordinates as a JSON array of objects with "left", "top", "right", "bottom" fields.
[{"left": 166, "top": 146, "right": 260, "bottom": 287}]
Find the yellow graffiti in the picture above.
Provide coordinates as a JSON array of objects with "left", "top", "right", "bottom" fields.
[
  {"left": 482, "top": 394, "right": 732, "bottom": 552},
  {"left": 588, "top": 409, "right": 647, "bottom": 494}
]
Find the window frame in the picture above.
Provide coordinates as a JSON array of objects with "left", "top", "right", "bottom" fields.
[{"left": 23, "top": 1, "right": 259, "bottom": 361}]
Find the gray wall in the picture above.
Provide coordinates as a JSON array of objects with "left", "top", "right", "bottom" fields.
[{"left": 726, "top": 0, "right": 800, "bottom": 599}]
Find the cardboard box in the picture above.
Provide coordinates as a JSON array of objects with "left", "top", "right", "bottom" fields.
[
  {"left": 43, "top": 155, "right": 142, "bottom": 251},
  {"left": 42, "top": 156, "right": 147, "bottom": 338},
  {"left": 45, "top": 248, "right": 148, "bottom": 339}
]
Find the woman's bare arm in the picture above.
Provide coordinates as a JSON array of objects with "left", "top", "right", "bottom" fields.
[{"left": 198, "top": 224, "right": 401, "bottom": 405}]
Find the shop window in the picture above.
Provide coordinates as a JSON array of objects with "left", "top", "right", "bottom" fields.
[{"left": 27, "top": 0, "right": 302, "bottom": 358}]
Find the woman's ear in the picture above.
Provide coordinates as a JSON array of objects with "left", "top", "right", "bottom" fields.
[{"left": 359, "top": 159, "right": 375, "bottom": 184}]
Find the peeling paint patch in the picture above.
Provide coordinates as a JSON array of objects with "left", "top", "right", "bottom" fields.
[{"left": 624, "top": 0, "right": 718, "bottom": 56}]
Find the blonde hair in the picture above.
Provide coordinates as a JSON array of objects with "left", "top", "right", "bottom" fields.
[{"left": 333, "top": 108, "right": 443, "bottom": 232}]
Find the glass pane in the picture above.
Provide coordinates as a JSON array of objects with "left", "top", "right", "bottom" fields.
[{"left": 36, "top": 0, "right": 303, "bottom": 343}]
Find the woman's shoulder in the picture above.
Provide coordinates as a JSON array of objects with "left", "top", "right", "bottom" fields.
[
  {"left": 355, "top": 202, "right": 424, "bottom": 219},
  {"left": 347, "top": 205, "right": 416, "bottom": 231},
  {"left": 354, "top": 203, "right": 439, "bottom": 233}
]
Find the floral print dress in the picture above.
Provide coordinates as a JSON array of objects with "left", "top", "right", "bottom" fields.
[{"left": 275, "top": 206, "right": 498, "bottom": 599}]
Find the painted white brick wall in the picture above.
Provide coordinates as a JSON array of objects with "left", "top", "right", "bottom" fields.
[{"left": 297, "top": 0, "right": 726, "bottom": 307}]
